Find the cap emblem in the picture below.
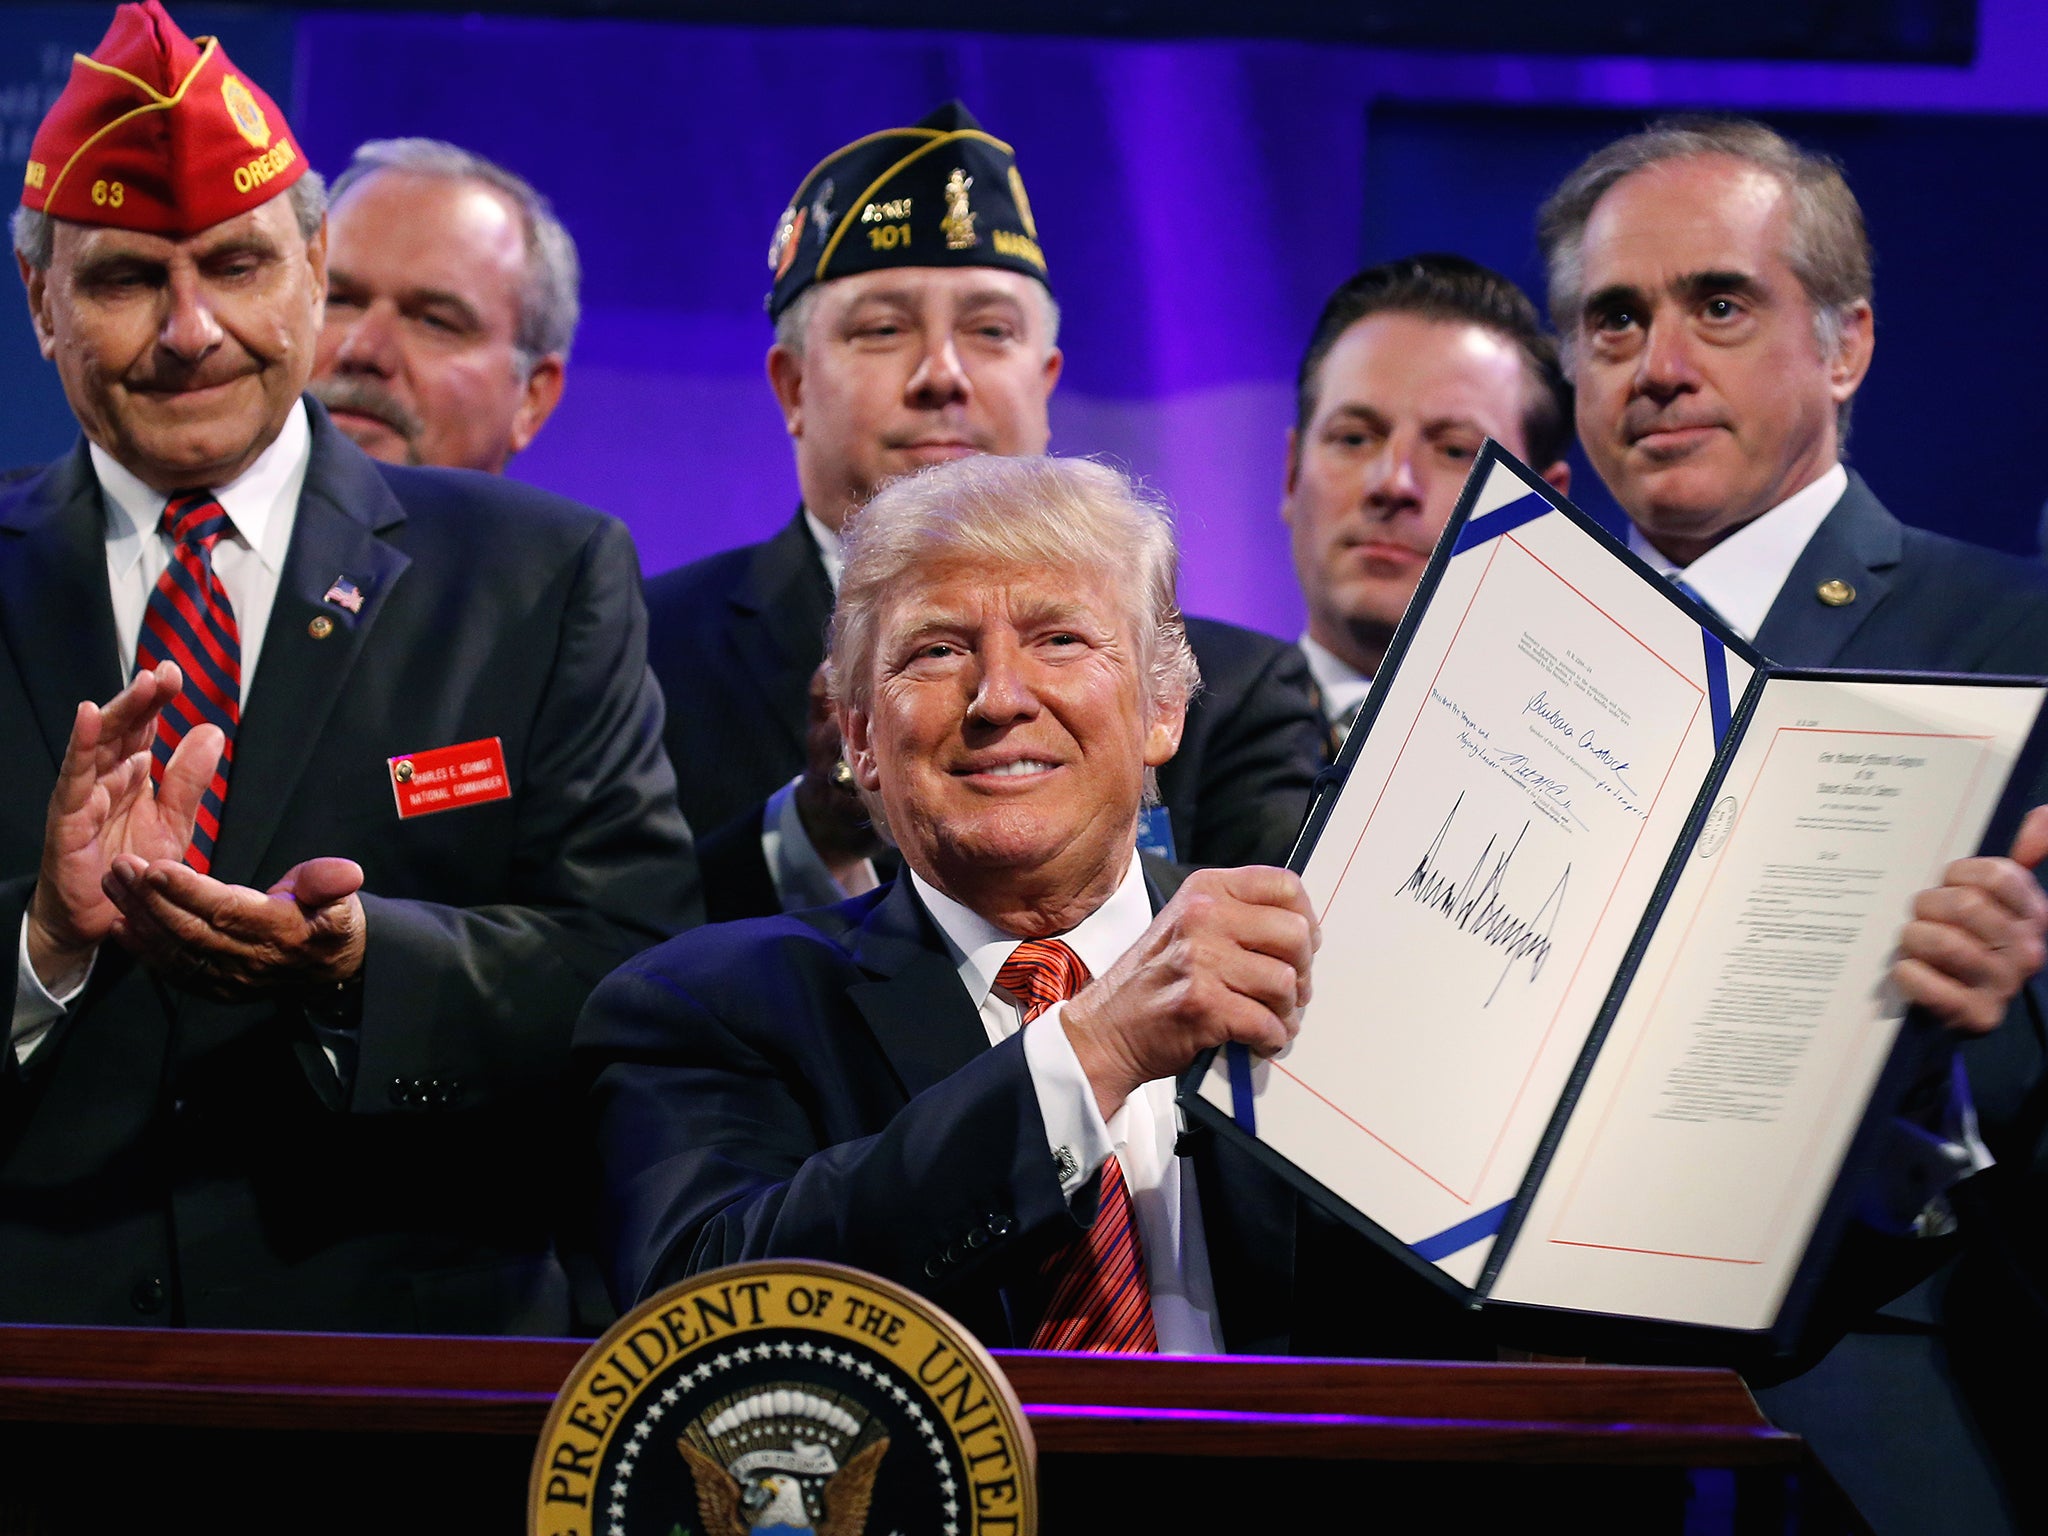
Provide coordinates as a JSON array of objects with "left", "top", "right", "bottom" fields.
[
  {"left": 941, "top": 166, "right": 978, "bottom": 250},
  {"left": 768, "top": 204, "right": 805, "bottom": 279},
  {"left": 220, "top": 74, "right": 269, "bottom": 150}
]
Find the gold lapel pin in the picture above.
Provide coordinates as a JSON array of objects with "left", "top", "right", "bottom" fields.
[
  {"left": 308, "top": 615, "right": 335, "bottom": 639},
  {"left": 1816, "top": 579, "right": 1856, "bottom": 608}
]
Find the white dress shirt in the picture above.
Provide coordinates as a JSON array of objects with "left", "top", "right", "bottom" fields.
[
  {"left": 12, "top": 403, "right": 312, "bottom": 1058},
  {"left": 910, "top": 852, "right": 1225, "bottom": 1353},
  {"left": 1626, "top": 462, "right": 1847, "bottom": 642}
]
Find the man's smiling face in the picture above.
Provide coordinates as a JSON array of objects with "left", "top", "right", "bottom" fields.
[{"left": 842, "top": 555, "right": 1181, "bottom": 915}]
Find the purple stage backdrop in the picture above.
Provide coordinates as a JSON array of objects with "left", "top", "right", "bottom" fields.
[{"left": 7, "top": 4, "right": 2048, "bottom": 639}]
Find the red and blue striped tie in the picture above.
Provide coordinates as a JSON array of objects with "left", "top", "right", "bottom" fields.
[
  {"left": 135, "top": 490, "right": 239, "bottom": 875},
  {"left": 996, "top": 939, "right": 1160, "bottom": 1354}
]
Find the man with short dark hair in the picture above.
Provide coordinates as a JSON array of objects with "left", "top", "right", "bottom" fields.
[
  {"left": 310, "top": 137, "right": 577, "bottom": 473},
  {"left": 1543, "top": 116, "right": 2048, "bottom": 1535},
  {"left": 0, "top": 2, "right": 695, "bottom": 1333},
  {"left": 645, "top": 103, "right": 1328, "bottom": 922},
  {"left": 1282, "top": 254, "right": 1571, "bottom": 744}
]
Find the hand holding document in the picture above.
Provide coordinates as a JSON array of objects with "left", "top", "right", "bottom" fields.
[{"left": 1188, "top": 445, "right": 2048, "bottom": 1344}]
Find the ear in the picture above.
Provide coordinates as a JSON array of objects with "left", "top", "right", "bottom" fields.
[
  {"left": 1540, "top": 459, "right": 1571, "bottom": 496},
  {"left": 17, "top": 253, "right": 55, "bottom": 359},
  {"left": 1144, "top": 689, "right": 1187, "bottom": 769},
  {"left": 1040, "top": 343, "right": 1063, "bottom": 398},
  {"left": 1827, "top": 298, "right": 1875, "bottom": 404},
  {"left": 766, "top": 343, "right": 805, "bottom": 438},
  {"left": 839, "top": 700, "right": 881, "bottom": 791},
  {"left": 1281, "top": 426, "right": 1302, "bottom": 507},
  {"left": 507, "top": 354, "right": 566, "bottom": 457}
]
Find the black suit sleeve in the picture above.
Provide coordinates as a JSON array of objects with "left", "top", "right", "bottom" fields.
[
  {"left": 578, "top": 942, "right": 1077, "bottom": 1316},
  {"left": 349, "top": 516, "right": 701, "bottom": 1111},
  {"left": 1165, "top": 625, "right": 1325, "bottom": 870}
]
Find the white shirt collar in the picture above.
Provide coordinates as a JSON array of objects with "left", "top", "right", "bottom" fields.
[
  {"left": 1626, "top": 461, "right": 1848, "bottom": 642},
  {"left": 1297, "top": 633, "right": 1374, "bottom": 724},
  {"left": 93, "top": 400, "right": 311, "bottom": 577},
  {"left": 911, "top": 850, "right": 1154, "bottom": 1009},
  {"left": 804, "top": 507, "right": 845, "bottom": 593}
]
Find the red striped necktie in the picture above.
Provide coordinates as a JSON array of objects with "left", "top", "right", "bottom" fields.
[
  {"left": 995, "top": 938, "right": 1159, "bottom": 1354},
  {"left": 135, "top": 490, "right": 240, "bottom": 875}
]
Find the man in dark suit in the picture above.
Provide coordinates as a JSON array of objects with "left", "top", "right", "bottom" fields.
[
  {"left": 645, "top": 103, "right": 1326, "bottom": 922},
  {"left": 583, "top": 452, "right": 2047, "bottom": 1361},
  {"left": 1540, "top": 117, "right": 2048, "bottom": 1533},
  {"left": 1280, "top": 254, "right": 1573, "bottom": 748},
  {"left": 1, "top": 1, "right": 696, "bottom": 1332}
]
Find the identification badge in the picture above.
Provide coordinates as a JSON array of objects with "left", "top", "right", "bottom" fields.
[{"left": 389, "top": 737, "right": 511, "bottom": 819}]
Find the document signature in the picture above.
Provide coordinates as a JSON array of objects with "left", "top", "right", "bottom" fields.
[
  {"left": 1395, "top": 791, "right": 1568, "bottom": 1005},
  {"left": 1523, "top": 689, "right": 1644, "bottom": 815}
]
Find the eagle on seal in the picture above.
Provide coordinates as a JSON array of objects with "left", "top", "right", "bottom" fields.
[{"left": 677, "top": 1435, "right": 888, "bottom": 1536}]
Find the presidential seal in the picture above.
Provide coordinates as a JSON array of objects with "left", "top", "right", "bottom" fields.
[
  {"left": 1697, "top": 793, "right": 1738, "bottom": 858},
  {"left": 531, "top": 1261, "right": 1036, "bottom": 1536}
]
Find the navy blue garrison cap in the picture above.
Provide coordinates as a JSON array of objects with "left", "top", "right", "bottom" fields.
[{"left": 765, "top": 100, "right": 1049, "bottom": 318}]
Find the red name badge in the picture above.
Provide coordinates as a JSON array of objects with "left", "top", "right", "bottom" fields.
[{"left": 389, "top": 737, "right": 512, "bottom": 819}]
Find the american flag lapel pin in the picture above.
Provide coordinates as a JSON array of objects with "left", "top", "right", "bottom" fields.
[{"left": 321, "top": 575, "right": 365, "bottom": 614}]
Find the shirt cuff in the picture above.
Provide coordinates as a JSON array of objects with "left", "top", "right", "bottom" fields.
[
  {"left": 1022, "top": 1001, "right": 1118, "bottom": 1200},
  {"left": 762, "top": 776, "right": 879, "bottom": 913},
  {"left": 14, "top": 915, "right": 93, "bottom": 1065}
]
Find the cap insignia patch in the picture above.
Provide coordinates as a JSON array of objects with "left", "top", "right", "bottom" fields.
[
  {"left": 220, "top": 74, "right": 269, "bottom": 151},
  {"left": 769, "top": 204, "right": 805, "bottom": 279},
  {"left": 941, "top": 166, "right": 978, "bottom": 250}
]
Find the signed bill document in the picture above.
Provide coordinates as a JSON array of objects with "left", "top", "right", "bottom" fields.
[{"left": 1185, "top": 444, "right": 2048, "bottom": 1345}]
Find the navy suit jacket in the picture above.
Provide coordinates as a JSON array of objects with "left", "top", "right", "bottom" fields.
[
  {"left": 644, "top": 513, "right": 1328, "bottom": 920},
  {"left": 1752, "top": 471, "right": 2048, "bottom": 675},
  {"left": 575, "top": 871, "right": 1332, "bottom": 1355},
  {"left": 0, "top": 401, "right": 700, "bottom": 1333}
]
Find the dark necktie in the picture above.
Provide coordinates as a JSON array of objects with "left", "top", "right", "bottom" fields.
[
  {"left": 1333, "top": 695, "right": 1366, "bottom": 748},
  {"left": 996, "top": 939, "right": 1159, "bottom": 1354},
  {"left": 134, "top": 491, "right": 240, "bottom": 875}
]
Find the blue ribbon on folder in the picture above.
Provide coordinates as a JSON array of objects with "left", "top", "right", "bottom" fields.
[
  {"left": 1450, "top": 491, "right": 1551, "bottom": 555},
  {"left": 1701, "top": 628, "right": 1731, "bottom": 747},
  {"left": 1225, "top": 1043, "right": 1256, "bottom": 1133},
  {"left": 1409, "top": 1199, "right": 1514, "bottom": 1263}
]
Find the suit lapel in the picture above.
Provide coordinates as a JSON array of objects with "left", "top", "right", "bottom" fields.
[
  {"left": 846, "top": 877, "right": 995, "bottom": 1099},
  {"left": 1753, "top": 473, "right": 1902, "bottom": 667},
  {"left": 209, "top": 407, "right": 411, "bottom": 884},
  {"left": 0, "top": 444, "right": 125, "bottom": 770},
  {"left": 728, "top": 512, "right": 833, "bottom": 762}
]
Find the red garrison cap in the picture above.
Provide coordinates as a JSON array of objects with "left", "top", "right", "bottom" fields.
[{"left": 20, "top": 0, "right": 305, "bottom": 237}]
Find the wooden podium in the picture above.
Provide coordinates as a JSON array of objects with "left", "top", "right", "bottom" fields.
[{"left": 0, "top": 1323, "right": 1855, "bottom": 1533}]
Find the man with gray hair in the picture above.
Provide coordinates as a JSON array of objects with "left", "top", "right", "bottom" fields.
[
  {"left": 1542, "top": 115, "right": 2048, "bottom": 1534},
  {"left": 310, "top": 137, "right": 578, "bottom": 474},
  {"left": 0, "top": 1, "right": 695, "bottom": 1333}
]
